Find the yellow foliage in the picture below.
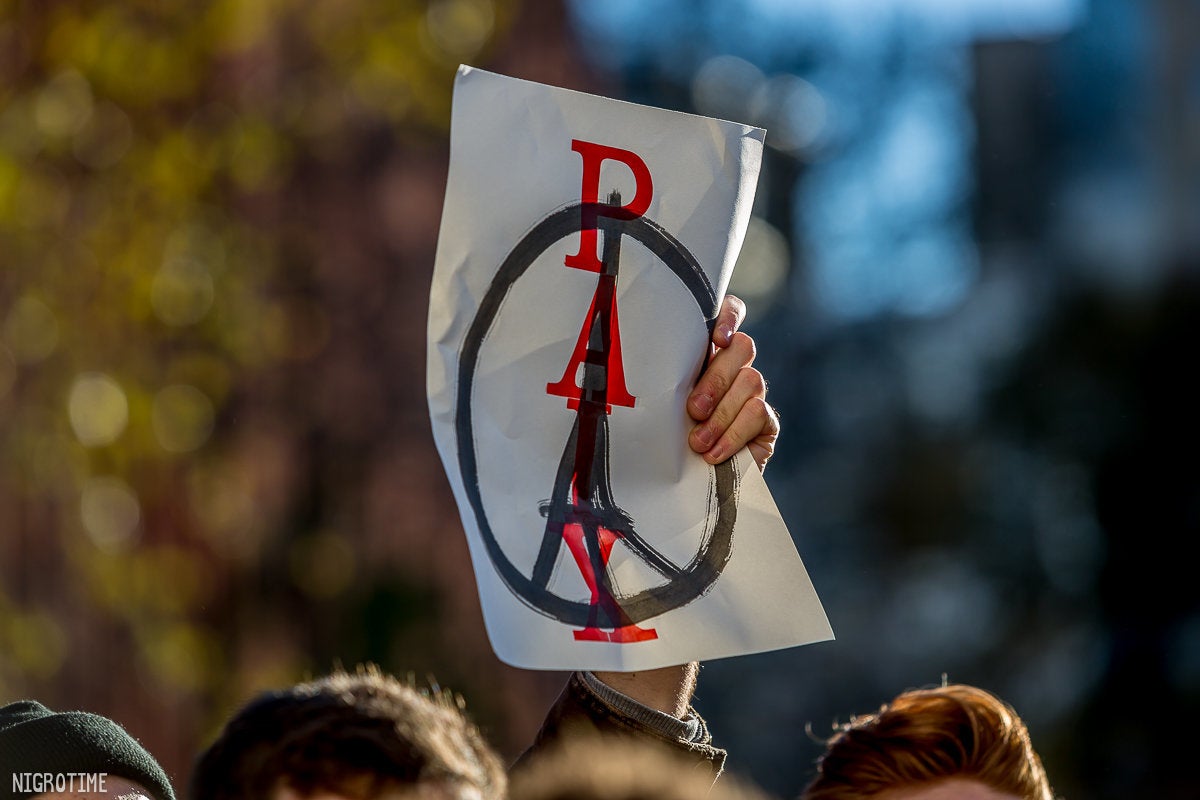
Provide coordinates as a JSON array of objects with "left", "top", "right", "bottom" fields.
[{"left": 0, "top": 0, "right": 516, "bottom": 728}]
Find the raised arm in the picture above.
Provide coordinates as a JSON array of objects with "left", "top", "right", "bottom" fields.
[
  {"left": 516, "top": 296, "right": 781, "bottom": 782},
  {"left": 594, "top": 294, "right": 778, "bottom": 715}
]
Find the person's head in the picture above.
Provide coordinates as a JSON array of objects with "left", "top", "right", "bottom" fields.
[
  {"left": 801, "top": 684, "right": 1054, "bottom": 800},
  {"left": 0, "top": 700, "right": 175, "bottom": 800},
  {"left": 510, "top": 735, "right": 771, "bottom": 800},
  {"left": 189, "top": 665, "right": 505, "bottom": 800}
]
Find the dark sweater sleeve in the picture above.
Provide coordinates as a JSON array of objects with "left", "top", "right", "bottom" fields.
[{"left": 511, "top": 671, "right": 726, "bottom": 783}]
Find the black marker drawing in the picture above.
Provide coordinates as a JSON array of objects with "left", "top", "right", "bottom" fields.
[{"left": 455, "top": 199, "right": 739, "bottom": 638}]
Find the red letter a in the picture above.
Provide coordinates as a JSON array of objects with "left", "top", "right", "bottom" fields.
[{"left": 545, "top": 282, "right": 636, "bottom": 411}]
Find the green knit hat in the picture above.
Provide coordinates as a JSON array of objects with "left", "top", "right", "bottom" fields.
[{"left": 0, "top": 700, "right": 175, "bottom": 800}]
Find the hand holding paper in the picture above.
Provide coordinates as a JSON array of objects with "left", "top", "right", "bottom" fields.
[
  {"left": 686, "top": 298, "right": 780, "bottom": 470},
  {"left": 427, "top": 65, "right": 831, "bottom": 670}
]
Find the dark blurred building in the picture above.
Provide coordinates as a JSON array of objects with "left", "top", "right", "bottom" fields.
[{"left": 565, "top": 1, "right": 1199, "bottom": 798}]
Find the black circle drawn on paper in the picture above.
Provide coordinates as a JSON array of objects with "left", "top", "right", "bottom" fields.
[{"left": 455, "top": 203, "right": 737, "bottom": 626}]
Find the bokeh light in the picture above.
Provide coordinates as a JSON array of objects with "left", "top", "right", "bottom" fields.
[
  {"left": 730, "top": 216, "right": 790, "bottom": 308},
  {"left": 691, "top": 55, "right": 765, "bottom": 127},
  {"left": 80, "top": 475, "right": 141, "bottom": 552},
  {"left": 424, "top": 0, "right": 496, "bottom": 61},
  {"left": 33, "top": 70, "right": 94, "bottom": 141},
  {"left": 2, "top": 610, "right": 67, "bottom": 681},
  {"left": 151, "top": 260, "right": 215, "bottom": 327},
  {"left": 3, "top": 295, "right": 60, "bottom": 364},
  {"left": 152, "top": 384, "right": 216, "bottom": 454},
  {"left": 67, "top": 372, "right": 129, "bottom": 447},
  {"left": 749, "top": 74, "right": 827, "bottom": 156}
]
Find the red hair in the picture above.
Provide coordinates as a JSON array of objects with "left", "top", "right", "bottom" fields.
[{"left": 802, "top": 684, "right": 1054, "bottom": 800}]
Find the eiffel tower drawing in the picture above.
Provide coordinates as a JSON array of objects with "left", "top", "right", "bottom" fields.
[{"left": 532, "top": 192, "right": 684, "bottom": 642}]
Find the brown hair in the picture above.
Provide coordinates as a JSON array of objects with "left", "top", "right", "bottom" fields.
[
  {"left": 510, "top": 735, "right": 773, "bottom": 800},
  {"left": 801, "top": 684, "right": 1054, "bottom": 800},
  {"left": 189, "top": 664, "right": 505, "bottom": 800}
]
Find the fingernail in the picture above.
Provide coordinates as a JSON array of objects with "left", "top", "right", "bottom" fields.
[
  {"left": 706, "top": 440, "right": 726, "bottom": 462},
  {"left": 694, "top": 425, "right": 715, "bottom": 448},
  {"left": 718, "top": 323, "right": 734, "bottom": 344},
  {"left": 692, "top": 393, "right": 714, "bottom": 417}
]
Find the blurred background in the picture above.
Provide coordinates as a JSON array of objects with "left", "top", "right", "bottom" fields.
[{"left": 1, "top": 0, "right": 1197, "bottom": 797}]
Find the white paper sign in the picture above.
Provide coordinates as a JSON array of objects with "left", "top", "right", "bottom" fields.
[{"left": 427, "top": 65, "right": 832, "bottom": 670}]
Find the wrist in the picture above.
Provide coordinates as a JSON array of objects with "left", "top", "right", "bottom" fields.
[{"left": 591, "top": 662, "right": 699, "bottom": 718}]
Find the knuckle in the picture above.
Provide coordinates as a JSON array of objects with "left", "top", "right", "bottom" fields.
[
  {"left": 764, "top": 404, "right": 782, "bottom": 436},
  {"left": 729, "top": 331, "right": 756, "bottom": 362},
  {"left": 710, "top": 401, "right": 736, "bottom": 429},
  {"left": 700, "top": 364, "right": 732, "bottom": 398},
  {"left": 739, "top": 367, "right": 766, "bottom": 395},
  {"left": 745, "top": 397, "right": 780, "bottom": 436}
]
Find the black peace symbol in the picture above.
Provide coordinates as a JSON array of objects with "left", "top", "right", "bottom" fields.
[{"left": 455, "top": 203, "right": 738, "bottom": 626}]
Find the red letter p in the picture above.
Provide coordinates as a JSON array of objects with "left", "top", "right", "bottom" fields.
[{"left": 564, "top": 139, "right": 654, "bottom": 272}]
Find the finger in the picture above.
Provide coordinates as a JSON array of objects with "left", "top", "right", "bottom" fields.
[
  {"left": 704, "top": 397, "right": 779, "bottom": 471},
  {"left": 746, "top": 400, "right": 781, "bottom": 471},
  {"left": 687, "top": 331, "right": 756, "bottom": 422},
  {"left": 712, "top": 294, "right": 747, "bottom": 349},
  {"left": 690, "top": 365, "right": 765, "bottom": 455}
]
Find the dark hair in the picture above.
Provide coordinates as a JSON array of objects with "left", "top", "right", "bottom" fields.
[
  {"left": 802, "top": 684, "right": 1054, "bottom": 800},
  {"left": 189, "top": 665, "right": 505, "bottom": 800},
  {"left": 510, "top": 735, "right": 771, "bottom": 800}
]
